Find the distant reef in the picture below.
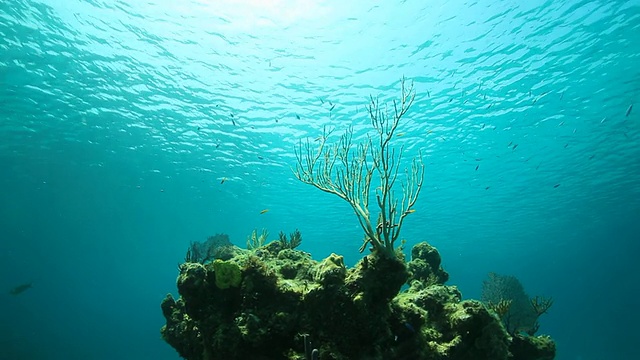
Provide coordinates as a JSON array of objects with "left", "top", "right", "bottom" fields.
[{"left": 160, "top": 240, "right": 555, "bottom": 360}]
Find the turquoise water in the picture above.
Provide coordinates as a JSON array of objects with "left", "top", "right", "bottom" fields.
[{"left": 1, "top": 0, "right": 639, "bottom": 359}]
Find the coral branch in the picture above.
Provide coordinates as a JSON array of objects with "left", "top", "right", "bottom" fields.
[{"left": 293, "top": 78, "right": 424, "bottom": 257}]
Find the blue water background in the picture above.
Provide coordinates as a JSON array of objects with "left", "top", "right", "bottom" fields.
[{"left": 1, "top": 0, "right": 639, "bottom": 359}]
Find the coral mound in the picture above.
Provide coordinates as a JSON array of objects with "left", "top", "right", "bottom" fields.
[{"left": 161, "top": 241, "right": 555, "bottom": 360}]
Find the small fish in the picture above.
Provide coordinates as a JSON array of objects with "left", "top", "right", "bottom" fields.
[
  {"left": 487, "top": 103, "right": 492, "bottom": 109},
  {"left": 427, "top": 130, "right": 433, "bottom": 134},
  {"left": 558, "top": 121, "right": 564, "bottom": 126},
  {"left": 296, "top": 114, "right": 300, "bottom": 120},
  {"left": 231, "top": 118, "right": 236, "bottom": 126},
  {"left": 512, "top": 144, "right": 518, "bottom": 150},
  {"left": 257, "top": 156, "right": 264, "bottom": 160},
  {"left": 319, "top": 97, "right": 324, "bottom": 104},
  {"left": 485, "top": 186, "right": 491, "bottom": 190},
  {"left": 197, "top": 126, "right": 201, "bottom": 131},
  {"left": 10, "top": 282, "right": 32, "bottom": 295},
  {"left": 404, "top": 209, "right": 416, "bottom": 215},
  {"left": 475, "top": 165, "right": 479, "bottom": 171},
  {"left": 275, "top": 119, "right": 279, "bottom": 123},
  {"left": 427, "top": 90, "right": 430, "bottom": 98},
  {"left": 481, "top": 123, "right": 485, "bottom": 129},
  {"left": 403, "top": 322, "right": 416, "bottom": 333},
  {"left": 626, "top": 104, "right": 633, "bottom": 117},
  {"left": 560, "top": 91, "right": 564, "bottom": 100},
  {"left": 564, "top": 143, "right": 569, "bottom": 148},
  {"left": 259, "top": 209, "right": 269, "bottom": 214},
  {"left": 507, "top": 141, "right": 513, "bottom": 147},
  {"left": 553, "top": 184, "right": 560, "bottom": 188},
  {"left": 220, "top": 177, "right": 226, "bottom": 184},
  {"left": 330, "top": 103, "right": 336, "bottom": 111},
  {"left": 448, "top": 98, "right": 453, "bottom": 103},
  {"left": 396, "top": 133, "right": 405, "bottom": 137},
  {"left": 314, "top": 136, "right": 323, "bottom": 142},
  {"left": 601, "top": 117, "right": 607, "bottom": 124},
  {"left": 216, "top": 143, "right": 220, "bottom": 148}
]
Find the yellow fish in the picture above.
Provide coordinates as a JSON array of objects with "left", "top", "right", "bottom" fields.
[
  {"left": 396, "top": 133, "right": 405, "bottom": 137},
  {"left": 259, "top": 209, "right": 269, "bottom": 214},
  {"left": 405, "top": 209, "right": 416, "bottom": 214}
]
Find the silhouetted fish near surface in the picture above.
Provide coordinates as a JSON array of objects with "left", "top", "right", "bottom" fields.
[
  {"left": 296, "top": 114, "right": 300, "bottom": 120},
  {"left": 475, "top": 165, "right": 479, "bottom": 171},
  {"left": 626, "top": 104, "right": 633, "bottom": 117},
  {"left": 553, "top": 184, "right": 560, "bottom": 188},
  {"left": 10, "top": 282, "right": 32, "bottom": 295}
]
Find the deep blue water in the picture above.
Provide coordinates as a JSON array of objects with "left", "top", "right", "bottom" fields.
[{"left": 1, "top": 0, "right": 639, "bottom": 359}]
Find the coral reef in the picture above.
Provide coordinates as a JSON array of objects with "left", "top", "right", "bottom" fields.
[
  {"left": 481, "top": 272, "right": 554, "bottom": 336},
  {"left": 161, "top": 241, "right": 556, "bottom": 360},
  {"left": 162, "top": 81, "right": 555, "bottom": 359},
  {"left": 185, "top": 233, "right": 237, "bottom": 263}
]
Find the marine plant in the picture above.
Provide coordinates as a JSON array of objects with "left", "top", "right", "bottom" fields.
[
  {"left": 278, "top": 229, "right": 302, "bottom": 249},
  {"left": 481, "top": 272, "right": 553, "bottom": 336},
  {"left": 184, "top": 233, "right": 234, "bottom": 263},
  {"left": 246, "top": 228, "right": 269, "bottom": 250},
  {"left": 293, "top": 77, "right": 424, "bottom": 257}
]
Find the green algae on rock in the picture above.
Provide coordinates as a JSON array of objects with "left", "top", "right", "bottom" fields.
[{"left": 160, "top": 241, "right": 556, "bottom": 360}]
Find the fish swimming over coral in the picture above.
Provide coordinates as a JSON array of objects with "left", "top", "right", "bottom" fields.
[{"left": 9, "top": 282, "right": 32, "bottom": 295}]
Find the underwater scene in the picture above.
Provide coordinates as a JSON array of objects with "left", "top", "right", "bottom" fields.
[{"left": 1, "top": 0, "right": 639, "bottom": 359}]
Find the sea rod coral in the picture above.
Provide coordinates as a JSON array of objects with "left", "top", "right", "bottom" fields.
[{"left": 294, "top": 77, "right": 423, "bottom": 258}]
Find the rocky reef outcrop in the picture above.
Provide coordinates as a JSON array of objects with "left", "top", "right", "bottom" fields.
[{"left": 161, "top": 241, "right": 555, "bottom": 360}]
